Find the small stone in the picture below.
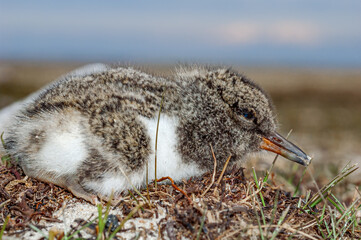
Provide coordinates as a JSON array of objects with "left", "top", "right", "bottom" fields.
[{"left": 105, "top": 214, "right": 119, "bottom": 232}]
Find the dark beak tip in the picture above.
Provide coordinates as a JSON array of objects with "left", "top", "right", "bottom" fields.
[
  {"left": 303, "top": 155, "right": 313, "bottom": 166},
  {"left": 287, "top": 154, "right": 312, "bottom": 166}
]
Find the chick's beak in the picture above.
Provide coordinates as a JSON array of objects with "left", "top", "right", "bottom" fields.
[{"left": 260, "top": 132, "right": 311, "bottom": 166}]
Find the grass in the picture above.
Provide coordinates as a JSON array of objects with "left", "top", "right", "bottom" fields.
[
  {"left": 304, "top": 163, "right": 358, "bottom": 211},
  {"left": 246, "top": 160, "right": 359, "bottom": 239},
  {"left": 1, "top": 139, "right": 361, "bottom": 239},
  {"left": 23, "top": 194, "right": 144, "bottom": 240}
]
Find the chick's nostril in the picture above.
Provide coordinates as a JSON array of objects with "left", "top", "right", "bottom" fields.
[{"left": 268, "top": 136, "right": 282, "bottom": 144}]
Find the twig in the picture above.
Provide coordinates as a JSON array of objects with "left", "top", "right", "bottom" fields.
[
  {"left": 263, "top": 129, "right": 293, "bottom": 183},
  {"left": 157, "top": 176, "right": 192, "bottom": 203}
]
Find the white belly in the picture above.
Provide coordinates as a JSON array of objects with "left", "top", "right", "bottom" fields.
[{"left": 140, "top": 115, "right": 205, "bottom": 182}]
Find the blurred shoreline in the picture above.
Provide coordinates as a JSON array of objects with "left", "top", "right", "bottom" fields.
[{"left": 1, "top": 61, "right": 361, "bottom": 100}]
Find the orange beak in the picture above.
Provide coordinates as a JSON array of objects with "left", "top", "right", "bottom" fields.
[{"left": 260, "top": 132, "right": 311, "bottom": 166}]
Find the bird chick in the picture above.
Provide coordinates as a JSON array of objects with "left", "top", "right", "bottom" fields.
[{"left": 3, "top": 65, "right": 311, "bottom": 203}]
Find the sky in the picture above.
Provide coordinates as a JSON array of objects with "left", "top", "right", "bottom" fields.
[{"left": 1, "top": 1, "right": 361, "bottom": 67}]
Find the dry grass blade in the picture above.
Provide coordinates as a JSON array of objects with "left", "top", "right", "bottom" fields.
[
  {"left": 145, "top": 155, "right": 150, "bottom": 202},
  {"left": 263, "top": 129, "right": 293, "bottom": 183},
  {"left": 238, "top": 185, "right": 263, "bottom": 204},
  {"left": 118, "top": 166, "right": 150, "bottom": 206},
  {"left": 0, "top": 199, "right": 10, "bottom": 209},
  {"left": 215, "top": 154, "right": 232, "bottom": 186},
  {"left": 298, "top": 219, "right": 318, "bottom": 230},
  {"left": 201, "top": 144, "right": 217, "bottom": 197},
  {"left": 258, "top": 225, "right": 319, "bottom": 240},
  {"left": 154, "top": 89, "right": 166, "bottom": 189},
  {"left": 211, "top": 153, "right": 232, "bottom": 195}
]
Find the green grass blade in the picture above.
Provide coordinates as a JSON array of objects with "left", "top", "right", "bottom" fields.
[
  {"left": 327, "top": 196, "right": 343, "bottom": 215},
  {"left": 108, "top": 203, "right": 144, "bottom": 240},
  {"left": 1, "top": 132, "right": 6, "bottom": 147},
  {"left": 96, "top": 193, "right": 113, "bottom": 240},
  {"left": 269, "top": 190, "right": 279, "bottom": 226},
  {"left": 330, "top": 193, "right": 346, "bottom": 211},
  {"left": 254, "top": 189, "right": 266, "bottom": 226},
  {"left": 0, "top": 215, "right": 10, "bottom": 239},
  {"left": 96, "top": 204, "right": 104, "bottom": 240},
  {"left": 196, "top": 207, "right": 207, "bottom": 240},
  {"left": 323, "top": 219, "right": 331, "bottom": 237},
  {"left": 66, "top": 218, "right": 96, "bottom": 239},
  {"left": 29, "top": 224, "right": 48, "bottom": 239},
  {"left": 328, "top": 206, "right": 338, "bottom": 239},
  {"left": 251, "top": 187, "right": 265, "bottom": 240},
  {"left": 128, "top": 190, "right": 145, "bottom": 212},
  {"left": 252, "top": 167, "right": 265, "bottom": 207},
  {"left": 315, "top": 204, "right": 328, "bottom": 239},
  {"left": 336, "top": 198, "right": 360, "bottom": 226},
  {"left": 270, "top": 205, "right": 290, "bottom": 240}
]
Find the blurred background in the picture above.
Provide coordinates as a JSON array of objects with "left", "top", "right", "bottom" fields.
[{"left": 0, "top": 1, "right": 360, "bottom": 196}]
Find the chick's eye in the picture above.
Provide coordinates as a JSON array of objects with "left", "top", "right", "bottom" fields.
[{"left": 241, "top": 109, "right": 255, "bottom": 120}]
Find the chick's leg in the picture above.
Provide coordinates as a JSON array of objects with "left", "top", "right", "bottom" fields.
[{"left": 66, "top": 180, "right": 99, "bottom": 205}]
